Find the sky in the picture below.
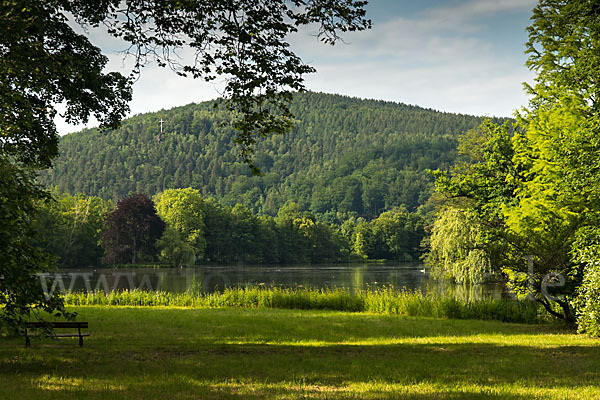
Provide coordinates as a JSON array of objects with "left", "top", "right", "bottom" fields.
[{"left": 55, "top": 0, "right": 538, "bottom": 135}]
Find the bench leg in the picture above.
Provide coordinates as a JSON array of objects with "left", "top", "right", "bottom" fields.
[
  {"left": 25, "top": 334, "right": 30, "bottom": 348},
  {"left": 78, "top": 328, "right": 83, "bottom": 347}
]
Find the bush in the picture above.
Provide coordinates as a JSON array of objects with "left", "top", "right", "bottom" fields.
[{"left": 572, "top": 227, "right": 600, "bottom": 337}]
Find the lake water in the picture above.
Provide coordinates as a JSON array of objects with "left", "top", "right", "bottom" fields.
[{"left": 49, "top": 263, "right": 507, "bottom": 300}]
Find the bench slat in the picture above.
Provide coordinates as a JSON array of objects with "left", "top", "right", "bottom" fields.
[
  {"left": 54, "top": 333, "right": 90, "bottom": 338},
  {"left": 26, "top": 322, "right": 88, "bottom": 329}
]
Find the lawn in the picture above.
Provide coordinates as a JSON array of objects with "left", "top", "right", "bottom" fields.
[{"left": 1, "top": 306, "right": 599, "bottom": 399}]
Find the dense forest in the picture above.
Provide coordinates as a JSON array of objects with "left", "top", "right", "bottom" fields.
[
  {"left": 42, "top": 92, "right": 505, "bottom": 222},
  {"left": 36, "top": 189, "right": 426, "bottom": 267}
]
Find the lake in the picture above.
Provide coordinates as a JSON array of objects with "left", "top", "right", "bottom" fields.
[{"left": 47, "top": 263, "right": 508, "bottom": 300}]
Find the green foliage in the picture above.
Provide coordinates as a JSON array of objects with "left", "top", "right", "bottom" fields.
[
  {"left": 430, "top": 120, "right": 579, "bottom": 321},
  {"left": 370, "top": 208, "right": 425, "bottom": 261},
  {"left": 155, "top": 188, "right": 206, "bottom": 260},
  {"left": 2, "top": 1, "right": 368, "bottom": 169},
  {"left": 429, "top": 1, "right": 600, "bottom": 327},
  {"left": 427, "top": 208, "right": 493, "bottom": 284},
  {"left": 572, "top": 226, "right": 600, "bottom": 336},
  {"left": 525, "top": 0, "right": 600, "bottom": 111},
  {"left": 513, "top": 0, "right": 600, "bottom": 326},
  {"left": 156, "top": 227, "right": 196, "bottom": 268},
  {"left": 35, "top": 190, "right": 112, "bottom": 267},
  {"left": 147, "top": 192, "right": 424, "bottom": 265},
  {"left": 523, "top": 0, "right": 600, "bottom": 333},
  {"left": 1, "top": 0, "right": 369, "bottom": 332},
  {"left": 0, "top": 0, "right": 131, "bottom": 169},
  {"left": 505, "top": 102, "right": 585, "bottom": 319},
  {"left": 0, "top": 158, "right": 72, "bottom": 331},
  {"left": 351, "top": 208, "right": 425, "bottom": 261},
  {"left": 96, "top": 1, "right": 369, "bottom": 167},
  {"left": 41, "top": 93, "right": 502, "bottom": 221},
  {"left": 352, "top": 219, "right": 372, "bottom": 258},
  {"left": 0, "top": 0, "right": 130, "bottom": 331}
]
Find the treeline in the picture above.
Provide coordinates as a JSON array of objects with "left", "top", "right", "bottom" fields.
[
  {"left": 37, "top": 188, "right": 426, "bottom": 268},
  {"left": 41, "top": 92, "right": 506, "bottom": 222}
]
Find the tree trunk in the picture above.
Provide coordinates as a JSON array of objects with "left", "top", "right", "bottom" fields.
[
  {"left": 558, "top": 299, "right": 575, "bottom": 325},
  {"left": 536, "top": 297, "right": 575, "bottom": 325}
]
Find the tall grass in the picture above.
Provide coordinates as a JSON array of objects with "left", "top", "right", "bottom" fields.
[
  {"left": 64, "top": 286, "right": 543, "bottom": 324},
  {"left": 362, "top": 287, "right": 541, "bottom": 323}
]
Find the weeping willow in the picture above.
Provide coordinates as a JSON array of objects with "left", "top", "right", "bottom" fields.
[{"left": 427, "top": 208, "right": 493, "bottom": 284}]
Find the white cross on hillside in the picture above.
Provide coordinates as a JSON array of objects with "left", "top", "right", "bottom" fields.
[{"left": 159, "top": 119, "right": 164, "bottom": 134}]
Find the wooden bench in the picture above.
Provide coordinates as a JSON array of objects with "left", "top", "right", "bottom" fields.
[{"left": 25, "top": 322, "right": 89, "bottom": 347}]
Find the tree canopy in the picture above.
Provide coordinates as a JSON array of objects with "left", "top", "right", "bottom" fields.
[
  {"left": 155, "top": 188, "right": 207, "bottom": 261},
  {"left": 428, "top": 0, "right": 600, "bottom": 328},
  {"left": 0, "top": 160, "right": 70, "bottom": 331},
  {"left": 102, "top": 193, "right": 165, "bottom": 265}
]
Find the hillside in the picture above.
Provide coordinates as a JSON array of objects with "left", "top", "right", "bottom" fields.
[{"left": 41, "top": 92, "right": 501, "bottom": 221}]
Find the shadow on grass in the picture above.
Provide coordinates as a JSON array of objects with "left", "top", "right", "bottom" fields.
[
  {"left": 0, "top": 308, "right": 594, "bottom": 399},
  {"left": 2, "top": 340, "right": 599, "bottom": 399}
]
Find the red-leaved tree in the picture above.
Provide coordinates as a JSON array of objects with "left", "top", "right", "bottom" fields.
[{"left": 102, "top": 194, "right": 165, "bottom": 264}]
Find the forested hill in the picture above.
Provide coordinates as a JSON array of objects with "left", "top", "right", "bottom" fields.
[{"left": 42, "top": 92, "right": 502, "bottom": 221}]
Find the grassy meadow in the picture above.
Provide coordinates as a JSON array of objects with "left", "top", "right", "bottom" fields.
[{"left": 2, "top": 306, "right": 600, "bottom": 399}]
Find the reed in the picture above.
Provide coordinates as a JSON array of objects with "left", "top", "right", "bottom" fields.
[{"left": 64, "top": 286, "right": 542, "bottom": 324}]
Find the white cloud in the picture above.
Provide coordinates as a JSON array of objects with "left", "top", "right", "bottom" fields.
[
  {"left": 288, "top": 0, "right": 536, "bottom": 118},
  {"left": 427, "top": 0, "right": 538, "bottom": 19},
  {"left": 303, "top": 57, "right": 534, "bottom": 117}
]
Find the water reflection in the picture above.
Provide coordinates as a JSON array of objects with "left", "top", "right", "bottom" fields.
[{"left": 54, "top": 263, "right": 507, "bottom": 301}]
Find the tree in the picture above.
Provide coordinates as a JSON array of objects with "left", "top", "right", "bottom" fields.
[
  {"left": 0, "top": 159, "right": 71, "bottom": 332},
  {"left": 1, "top": 1, "right": 131, "bottom": 170},
  {"left": 572, "top": 226, "right": 600, "bottom": 336},
  {"left": 40, "top": 92, "right": 490, "bottom": 220},
  {"left": 203, "top": 197, "right": 234, "bottom": 263},
  {"left": 429, "top": 0, "right": 600, "bottom": 322},
  {"left": 157, "top": 227, "right": 196, "bottom": 267},
  {"left": 36, "top": 191, "right": 112, "bottom": 267},
  {"left": 370, "top": 208, "right": 424, "bottom": 261},
  {"left": 1, "top": 0, "right": 132, "bottom": 330},
  {"left": 297, "top": 219, "right": 347, "bottom": 263},
  {"left": 525, "top": 0, "right": 599, "bottom": 112},
  {"left": 352, "top": 219, "right": 373, "bottom": 259},
  {"left": 275, "top": 202, "right": 310, "bottom": 263},
  {"left": 155, "top": 188, "right": 206, "bottom": 261},
  {"left": 221, "top": 203, "right": 255, "bottom": 263},
  {"left": 521, "top": 0, "right": 600, "bottom": 328},
  {"left": 254, "top": 216, "right": 281, "bottom": 264},
  {"left": 102, "top": 194, "right": 165, "bottom": 265},
  {"left": 427, "top": 207, "right": 493, "bottom": 284},
  {"left": 2, "top": 1, "right": 370, "bottom": 169},
  {"left": 429, "top": 120, "right": 583, "bottom": 320}
]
